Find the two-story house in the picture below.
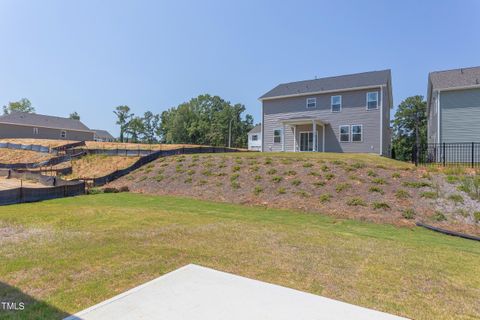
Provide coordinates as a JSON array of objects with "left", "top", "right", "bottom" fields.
[
  {"left": 259, "top": 70, "right": 393, "bottom": 155},
  {"left": 427, "top": 66, "right": 480, "bottom": 144}
]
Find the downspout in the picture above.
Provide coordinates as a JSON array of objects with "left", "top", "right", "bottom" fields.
[
  {"left": 379, "top": 85, "right": 384, "bottom": 156},
  {"left": 437, "top": 91, "right": 441, "bottom": 144},
  {"left": 261, "top": 101, "right": 264, "bottom": 152}
]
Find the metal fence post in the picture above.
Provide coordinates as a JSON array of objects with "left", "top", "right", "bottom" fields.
[
  {"left": 442, "top": 143, "right": 446, "bottom": 167},
  {"left": 473, "top": 142, "right": 475, "bottom": 168}
]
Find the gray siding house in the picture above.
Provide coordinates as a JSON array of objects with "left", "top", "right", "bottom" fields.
[
  {"left": 427, "top": 66, "right": 480, "bottom": 144},
  {"left": 247, "top": 125, "right": 262, "bottom": 151},
  {"left": 259, "top": 70, "right": 393, "bottom": 155},
  {"left": 92, "top": 129, "right": 115, "bottom": 142},
  {"left": 0, "top": 112, "right": 94, "bottom": 141}
]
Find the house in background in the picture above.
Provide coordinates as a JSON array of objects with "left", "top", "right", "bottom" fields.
[
  {"left": 0, "top": 111, "right": 94, "bottom": 141},
  {"left": 92, "top": 129, "right": 115, "bottom": 142},
  {"left": 259, "top": 70, "right": 393, "bottom": 155},
  {"left": 427, "top": 66, "right": 480, "bottom": 144},
  {"left": 247, "top": 124, "right": 262, "bottom": 151}
]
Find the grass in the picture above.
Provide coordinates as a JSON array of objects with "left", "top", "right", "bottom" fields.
[{"left": 0, "top": 194, "right": 478, "bottom": 319}]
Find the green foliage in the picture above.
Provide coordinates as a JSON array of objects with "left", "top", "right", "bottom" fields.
[
  {"left": 272, "top": 176, "right": 282, "bottom": 183},
  {"left": 320, "top": 165, "right": 330, "bottom": 172},
  {"left": 402, "top": 181, "right": 431, "bottom": 188},
  {"left": 303, "top": 162, "right": 313, "bottom": 168},
  {"left": 283, "top": 170, "right": 297, "bottom": 176},
  {"left": 184, "top": 177, "right": 192, "bottom": 183},
  {"left": 335, "top": 183, "right": 350, "bottom": 193},
  {"left": 232, "top": 165, "right": 241, "bottom": 172},
  {"left": 402, "top": 209, "right": 416, "bottom": 219},
  {"left": 448, "top": 194, "right": 463, "bottom": 203},
  {"left": 253, "top": 186, "right": 263, "bottom": 196},
  {"left": 325, "top": 173, "right": 335, "bottom": 180},
  {"left": 157, "top": 94, "right": 253, "bottom": 148},
  {"left": 296, "top": 190, "right": 310, "bottom": 198},
  {"left": 277, "top": 187, "right": 286, "bottom": 195},
  {"left": 392, "top": 95, "right": 427, "bottom": 161},
  {"left": 113, "top": 105, "right": 133, "bottom": 142},
  {"left": 367, "top": 170, "right": 378, "bottom": 177},
  {"left": 351, "top": 162, "right": 365, "bottom": 169},
  {"left": 446, "top": 175, "right": 460, "bottom": 184},
  {"left": 432, "top": 211, "right": 447, "bottom": 222},
  {"left": 372, "top": 202, "right": 390, "bottom": 210},
  {"left": 391, "top": 172, "right": 401, "bottom": 178},
  {"left": 371, "top": 177, "right": 386, "bottom": 185},
  {"left": 3, "top": 98, "right": 35, "bottom": 115},
  {"left": 319, "top": 194, "right": 332, "bottom": 203},
  {"left": 420, "top": 191, "right": 437, "bottom": 199},
  {"left": 369, "top": 186, "right": 384, "bottom": 194},
  {"left": 230, "top": 173, "right": 240, "bottom": 182},
  {"left": 291, "top": 179, "right": 301, "bottom": 186},
  {"left": 308, "top": 171, "right": 320, "bottom": 177},
  {"left": 254, "top": 175, "right": 262, "bottom": 181},
  {"left": 395, "top": 189, "right": 410, "bottom": 199},
  {"left": 87, "top": 187, "right": 103, "bottom": 195},
  {"left": 346, "top": 197, "right": 366, "bottom": 206},
  {"left": 69, "top": 111, "right": 80, "bottom": 120},
  {"left": 266, "top": 168, "right": 277, "bottom": 175},
  {"left": 313, "top": 181, "right": 325, "bottom": 187},
  {"left": 473, "top": 212, "right": 480, "bottom": 223},
  {"left": 230, "top": 181, "right": 240, "bottom": 189}
]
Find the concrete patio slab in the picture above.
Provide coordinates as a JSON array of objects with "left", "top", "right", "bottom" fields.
[{"left": 65, "top": 264, "right": 408, "bottom": 320}]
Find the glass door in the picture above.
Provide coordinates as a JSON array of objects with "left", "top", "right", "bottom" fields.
[{"left": 299, "top": 132, "right": 314, "bottom": 151}]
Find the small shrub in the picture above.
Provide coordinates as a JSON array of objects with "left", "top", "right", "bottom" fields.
[
  {"left": 391, "top": 172, "right": 401, "bottom": 178},
  {"left": 303, "top": 162, "right": 313, "bottom": 168},
  {"left": 250, "top": 165, "right": 259, "bottom": 172},
  {"left": 272, "top": 176, "right": 282, "bottom": 183},
  {"left": 254, "top": 175, "right": 262, "bottom": 181},
  {"left": 371, "top": 177, "right": 386, "bottom": 185},
  {"left": 308, "top": 171, "right": 320, "bottom": 177},
  {"left": 253, "top": 186, "right": 263, "bottom": 196},
  {"left": 184, "top": 177, "right": 192, "bottom": 183},
  {"left": 448, "top": 194, "right": 463, "bottom": 203},
  {"left": 331, "top": 160, "right": 345, "bottom": 165},
  {"left": 217, "top": 163, "right": 226, "bottom": 169},
  {"left": 367, "top": 170, "right": 377, "bottom": 177},
  {"left": 201, "top": 169, "right": 213, "bottom": 176},
  {"left": 446, "top": 175, "right": 460, "bottom": 184},
  {"left": 284, "top": 170, "right": 297, "bottom": 176},
  {"left": 432, "top": 211, "right": 447, "bottom": 222},
  {"left": 264, "top": 158, "right": 273, "bottom": 165},
  {"left": 230, "top": 173, "right": 240, "bottom": 182},
  {"left": 376, "top": 164, "right": 387, "bottom": 169},
  {"left": 319, "top": 193, "right": 332, "bottom": 203},
  {"left": 231, "top": 181, "right": 240, "bottom": 189},
  {"left": 320, "top": 165, "right": 330, "bottom": 172},
  {"left": 235, "top": 159, "right": 243, "bottom": 164},
  {"left": 277, "top": 187, "right": 286, "bottom": 195},
  {"left": 421, "top": 172, "right": 431, "bottom": 179},
  {"left": 266, "top": 168, "right": 277, "bottom": 175},
  {"left": 335, "top": 183, "right": 351, "bottom": 193},
  {"left": 444, "top": 166, "right": 465, "bottom": 175},
  {"left": 395, "top": 189, "right": 410, "bottom": 199},
  {"left": 473, "top": 212, "right": 480, "bottom": 223},
  {"left": 313, "top": 181, "right": 325, "bottom": 187},
  {"left": 88, "top": 187, "right": 103, "bottom": 195},
  {"left": 346, "top": 197, "right": 366, "bottom": 206},
  {"left": 325, "top": 173, "right": 335, "bottom": 180},
  {"left": 232, "top": 165, "right": 241, "bottom": 172},
  {"left": 216, "top": 172, "right": 226, "bottom": 177},
  {"left": 198, "top": 179, "right": 207, "bottom": 186},
  {"left": 187, "top": 169, "right": 195, "bottom": 175},
  {"left": 103, "top": 187, "right": 119, "bottom": 193},
  {"left": 296, "top": 190, "right": 310, "bottom": 197},
  {"left": 155, "top": 175, "right": 164, "bottom": 182},
  {"left": 126, "top": 175, "right": 134, "bottom": 181},
  {"left": 138, "top": 176, "right": 148, "bottom": 182},
  {"left": 372, "top": 202, "right": 390, "bottom": 210},
  {"left": 119, "top": 186, "right": 129, "bottom": 192},
  {"left": 351, "top": 162, "right": 366, "bottom": 169},
  {"left": 402, "top": 181, "right": 431, "bottom": 188},
  {"left": 402, "top": 209, "right": 415, "bottom": 219},
  {"left": 420, "top": 191, "right": 437, "bottom": 199},
  {"left": 369, "top": 186, "right": 384, "bottom": 194},
  {"left": 291, "top": 179, "right": 301, "bottom": 186}
]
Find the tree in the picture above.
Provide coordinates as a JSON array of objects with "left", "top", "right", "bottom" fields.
[
  {"left": 391, "top": 95, "right": 427, "bottom": 162},
  {"left": 125, "top": 117, "right": 144, "bottom": 143},
  {"left": 3, "top": 98, "right": 35, "bottom": 114},
  {"left": 69, "top": 111, "right": 80, "bottom": 120},
  {"left": 141, "top": 111, "right": 160, "bottom": 143},
  {"left": 113, "top": 105, "right": 133, "bottom": 142}
]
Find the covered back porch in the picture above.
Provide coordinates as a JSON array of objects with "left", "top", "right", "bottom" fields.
[{"left": 279, "top": 116, "right": 327, "bottom": 152}]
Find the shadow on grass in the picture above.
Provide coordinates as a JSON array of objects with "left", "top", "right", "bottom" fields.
[{"left": 0, "top": 281, "right": 71, "bottom": 319}]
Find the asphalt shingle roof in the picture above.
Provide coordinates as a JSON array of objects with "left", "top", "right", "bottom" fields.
[
  {"left": 429, "top": 66, "right": 480, "bottom": 90},
  {"left": 248, "top": 124, "right": 261, "bottom": 134},
  {"left": 0, "top": 112, "right": 92, "bottom": 131},
  {"left": 92, "top": 129, "right": 114, "bottom": 139},
  {"left": 259, "top": 70, "right": 391, "bottom": 100}
]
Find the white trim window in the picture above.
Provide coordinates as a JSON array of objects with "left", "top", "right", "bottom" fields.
[
  {"left": 273, "top": 129, "right": 282, "bottom": 143},
  {"left": 339, "top": 125, "right": 350, "bottom": 142},
  {"left": 61, "top": 130, "right": 67, "bottom": 138},
  {"left": 251, "top": 134, "right": 258, "bottom": 141},
  {"left": 331, "top": 95, "right": 342, "bottom": 112},
  {"left": 33, "top": 127, "right": 39, "bottom": 135},
  {"left": 351, "top": 124, "right": 363, "bottom": 142},
  {"left": 306, "top": 97, "right": 316, "bottom": 108},
  {"left": 366, "top": 92, "right": 379, "bottom": 110}
]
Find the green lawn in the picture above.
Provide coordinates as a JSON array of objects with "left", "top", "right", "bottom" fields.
[{"left": 0, "top": 193, "right": 479, "bottom": 320}]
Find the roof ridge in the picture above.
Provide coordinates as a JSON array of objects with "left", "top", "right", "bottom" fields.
[
  {"left": 430, "top": 66, "right": 480, "bottom": 75},
  {"left": 277, "top": 69, "right": 390, "bottom": 86}
]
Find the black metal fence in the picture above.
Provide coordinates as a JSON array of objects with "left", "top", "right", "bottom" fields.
[
  {"left": 413, "top": 142, "right": 480, "bottom": 167},
  {"left": 0, "top": 152, "right": 84, "bottom": 169},
  {"left": 0, "top": 142, "right": 52, "bottom": 153},
  {"left": 0, "top": 169, "right": 85, "bottom": 205}
]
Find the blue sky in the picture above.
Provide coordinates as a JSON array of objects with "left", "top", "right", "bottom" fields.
[{"left": 0, "top": 0, "right": 479, "bottom": 136}]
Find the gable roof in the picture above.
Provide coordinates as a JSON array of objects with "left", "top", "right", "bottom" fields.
[
  {"left": 0, "top": 112, "right": 92, "bottom": 132},
  {"left": 248, "top": 124, "right": 261, "bottom": 134},
  {"left": 429, "top": 66, "right": 480, "bottom": 90},
  {"left": 259, "top": 70, "right": 391, "bottom": 100},
  {"left": 92, "top": 129, "right": 114, "bottom": 139}
]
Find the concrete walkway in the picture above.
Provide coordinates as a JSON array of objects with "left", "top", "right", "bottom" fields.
[{"left": 65, "top": 264, "right": 408, "bottom": 320}]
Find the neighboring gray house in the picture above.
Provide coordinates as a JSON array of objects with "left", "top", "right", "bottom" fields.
[
  {"left": 259, "top": 70, "right": 393, "bottom": 155},
  {"left": 247, "top": 125, "right": 262, "bottom": 151},
  {"left": 92, "top": 129, "right": 115, "bottom": 142},
  {"left": 427, "top": 66, "right": 480, "bottom": 144},
  {"left": 0, "top": 112, "right": 94, "bottom": 141}
]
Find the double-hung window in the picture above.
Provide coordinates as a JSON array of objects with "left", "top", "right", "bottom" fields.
[
  {"left": 33, "top": 127, "right": 39, "bottom": 135},
  {"left": 351, "top": 125, "right": 363, "bottom": 142},
  {"left": 306, "top": 97, "right": 316, "bottom": 108},
  {"left": 367, "top": 92, "right": 379, "bottom": 110},
  {"left": 331, "top": 95, "right": 342, "bottom": 112},
  {"left": 251, "top": 134, "right": 258, "bottom": 141},
  {"left": 339, "top": 125, "right": 350, "bottom": 142},
  {"left": 273, "top": 129, "right": 282, "bottom": 143},
  {"left": 61, "top": 130, "right": 67, "bottom": 138}
]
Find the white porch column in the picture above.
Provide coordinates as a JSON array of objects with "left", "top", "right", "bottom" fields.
[
  {"left": 312, "top": 120, "right": 317, "bottom": 152},
  {"left": 322, "top": 124, "right": 325, "bottom": 152},
  {"left": 293, "top": 125, "right": 296, "bottom": 152},
  {"left": 282, "top": 123, "right": 285, "bottom": 152}
]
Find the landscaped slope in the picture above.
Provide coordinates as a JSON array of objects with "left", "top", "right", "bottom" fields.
[
  {"left": 108, "top": 152, "right": 479, "bottom": 235},
  {"left": 61, "top": 154, "right": 139, "bottom": 180},
  {"left": 0, "top": 148, "right": 53, "bottom": 164},
  {"left": 0, "top": 194, "right": 478, "bottom": 319}
]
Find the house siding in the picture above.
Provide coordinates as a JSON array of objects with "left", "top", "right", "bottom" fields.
[
  {"left": 263, "top": 88, "right": 387, "bottom": 154},
  {"left": 427, "top": 88, "right": 439, "bottom": 144},
  {"left": 0, "top": 123, "right": 94, "bottom": 141},
  {"left": 440, "top": 88, "right": 480, "bottom": 143}
]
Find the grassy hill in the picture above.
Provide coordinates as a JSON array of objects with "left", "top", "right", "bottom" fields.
[
  {"left": 107, "top": 152, "right": 479, "bottom": 235},
  {"left": 0, "top": 193, "right": 478, "bottom": 319}
]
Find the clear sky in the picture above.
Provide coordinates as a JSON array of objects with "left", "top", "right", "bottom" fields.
[{"left": 0, "top": 0, "right": 479, "bottom": 136}]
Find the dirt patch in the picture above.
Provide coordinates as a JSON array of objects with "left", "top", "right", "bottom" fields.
[
  {"left": 106, "top": 153, "right": 480, "bottom": 235},
  {"left": 0, "top": 149, "right": 53, "bottom": 164},
  {"left": 62, "top": 154, "right": 139, "bottom": 180},
  {"left": 0, "top": 177, "right": 48, "bottom": 190}
]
